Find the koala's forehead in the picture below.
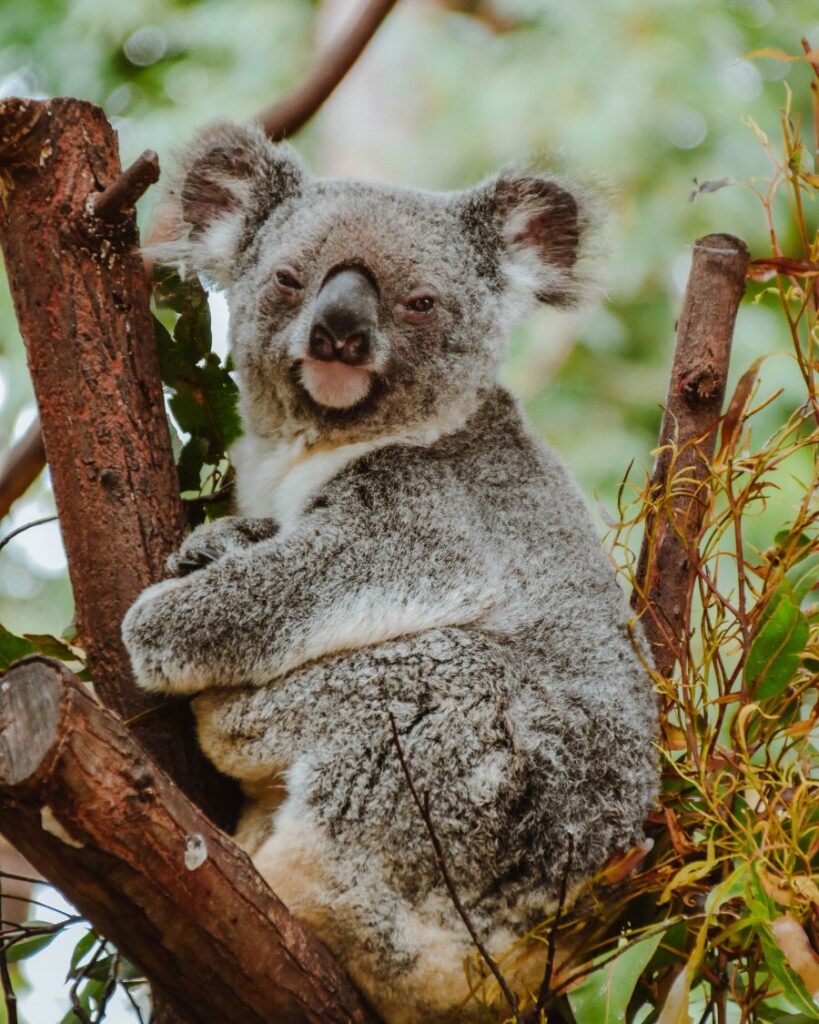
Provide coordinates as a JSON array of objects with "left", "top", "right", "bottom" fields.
[{"left": 253, "top": 179, "right": 480, "bottom": 280}]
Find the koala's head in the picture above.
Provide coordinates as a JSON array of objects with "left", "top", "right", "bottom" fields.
[{"left": 154, "top": 122, "right": 596, "bottom": 443}]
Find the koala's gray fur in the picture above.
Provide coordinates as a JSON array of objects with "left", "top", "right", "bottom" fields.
[{"left": 123, "top": 122, "right": 658, "bottom": 1022}]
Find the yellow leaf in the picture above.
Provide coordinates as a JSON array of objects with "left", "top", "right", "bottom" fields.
[
  {"left": 793, "top": 877, "right": 819, "bottom": 905},
  {"left": 659, "top": 860, "right": 716, "bottom": 904},
  {"left": 746, "top": 47, "right": 819, "bottom": 63},
  {"left": 657, "top": 925, "right": 708, "bottom": 1024},
  {"left": 758, "top": 866, "right": 793, "bottom": 906},
  {"left": 771, "top": 916, "right": 819, "bottom": 998}
]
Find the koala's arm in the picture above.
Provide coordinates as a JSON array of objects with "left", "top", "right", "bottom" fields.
[
  {"left": 122, "top": 501, "right": 497, "bottom": 694},
  {"left": 166, "top": 515, "right": 280, "bottom": 576}
]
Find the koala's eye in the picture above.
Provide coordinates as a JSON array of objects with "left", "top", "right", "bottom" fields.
[
  {"left": 398, "top": 288, "right": 438, "bottom": 324},
  {"left": 274, "top": 268, "right": 304, "bottom": 294}
]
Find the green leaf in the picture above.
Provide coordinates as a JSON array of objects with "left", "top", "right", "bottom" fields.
[
  {"left": 177, "top": 436, "right": 209, "bottom": 492},
  {"left": 67, "top": 930, "right": 98, "bottom": 979},
  {"left": 174, "top": 301, "right": 212, "bottom": 362},
  {"left": 6, "top": 929, "right": 59, "bottom": 963},
  {"left": 568, "top": 931, "right": 665, "bottom": 1023},
  {"left": 746, "top": 872, "right": 819, "bottom": 1019},
  {"left": 0, "top": 624, "right": 36, "bottom": 671},
  {"left": 745, "top": 583, "right": 809, "bottom": 700},
  {"left": 787, "top": 553, "right": 819, "bottom": 607},
  {"left": 756, "top": 924, "right": 819, "bottom": 1018},
  {"left": 84, "top": 953, "right": 116, "bottom": 982},
  {"left": 22, "top": 633, "right": 78, "bottom": 661}
]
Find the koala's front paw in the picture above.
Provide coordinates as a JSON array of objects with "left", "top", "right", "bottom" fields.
[
  {"left": 167, "top": 516, "right": 276, "bottom": 577},
  {"left": 121, "top": 577, "right": 202, "bottom": 693}
]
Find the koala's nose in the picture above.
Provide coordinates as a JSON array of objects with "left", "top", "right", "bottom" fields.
[{"left": 308, "top": 267, "right": 378, "bottom": 366}]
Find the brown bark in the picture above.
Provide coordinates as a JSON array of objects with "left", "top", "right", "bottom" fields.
[
  {"left": 0, "top": 418, "right": 44, "bottom": 516},
  {"left": 0, "top": 657, "right": 381, "bottom": 1024},
  {"left": 0, "top": 97, "right": 234, "bottom": 826},
  {"left": 632, "top": 233, "right": 750, "bottom": 675}
]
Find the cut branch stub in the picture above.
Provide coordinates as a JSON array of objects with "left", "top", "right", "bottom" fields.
[
  {"left": 0, "top": 96, "right": 234, "bottom": 825},
  {"left": 0, "top": 657, "right": 382, "bottom": 1024},
  {"left": 93, "top": 149, "right": 160, "bottom": 222},
  {"left": 633, "top": 233, "right": 750, "bottom": 675}
]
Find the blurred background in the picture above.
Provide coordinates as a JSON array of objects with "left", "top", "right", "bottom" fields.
[
  {"left": 1, "top": 0, "right": 816, "bottom": 640},
  {"left": 0, "top": 2, "right": 817, "bottom": 1020}
]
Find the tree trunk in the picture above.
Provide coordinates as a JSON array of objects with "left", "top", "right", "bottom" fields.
[{"left": 0, "top": 95, "right": 235, "bottom": 826}]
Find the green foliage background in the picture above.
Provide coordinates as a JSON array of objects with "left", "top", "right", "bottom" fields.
[
  {"left": 0, "top": 0, "right": 815, "bottom": 637},
  {"left": 0, "top": 2, "right": 817, "bottom": 1022}
]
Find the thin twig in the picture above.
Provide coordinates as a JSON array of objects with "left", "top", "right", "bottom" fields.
[
  {"left": 0, "top": 417, "right": 46, "bottom": 520},
  {"left": 0, "top": 514, "right": 57, "bottom": 553},
  {"left": 533, "top": 834, "right": 574, "bottom": 1021},
  {"left": 257, "top": 0, "right": 400, "bottom": 139},
  {"left": 0, "top": 875, "right": 18, "bottom": 1024},
  {"left": 92, "top": 150, "right": 160, "bottom": 222},
  {"left": 387, "top": 711, "right": 520, "bottom": 1022}
]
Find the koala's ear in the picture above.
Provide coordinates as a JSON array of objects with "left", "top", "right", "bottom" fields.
[
  {"left": 148, "top": 121, "right": 306, "bottom": 286},
  {"left": 463, "top": 170, "right": 594, "bottom": 309}
]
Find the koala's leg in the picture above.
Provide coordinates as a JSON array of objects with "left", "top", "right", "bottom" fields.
[{"left": 196, "top": 627, "right": 536, "bottom": 1022}]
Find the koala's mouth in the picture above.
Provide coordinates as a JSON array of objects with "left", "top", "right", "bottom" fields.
[{"left": 298, "top": 357, "right": 377, "bottom": 410}]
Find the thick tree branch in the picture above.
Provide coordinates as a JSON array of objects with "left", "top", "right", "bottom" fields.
[
  {"left": 0, "top": 97, "right": 235, "bottom": 824},
  {"left": 0, "top": 657, "right": 381, "bottom": 1024},
  {"left": 0, "top": 0, "right": 401, "bottom": 517},
  {"left": 632, "top": 233, "right": 750, "bottom": 675}
]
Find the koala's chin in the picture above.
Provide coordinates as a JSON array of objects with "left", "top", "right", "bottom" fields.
[{"left": 299, "top": 357, "right": 373, "bottom": 410}]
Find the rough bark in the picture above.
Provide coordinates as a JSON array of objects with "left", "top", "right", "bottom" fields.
[
  {"left": 0, "top": 657, "right": 382, "bottom": 1024},
  {"left": 633, "top": 233, "right": 750, "bottom": 675},
  {"left": 0, "top": 97, "right": 234, "bottom": 826}
]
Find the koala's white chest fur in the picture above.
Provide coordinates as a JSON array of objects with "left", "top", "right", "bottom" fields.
[{"left": 232, "top": 402, "right": 476, "bottom": 533}]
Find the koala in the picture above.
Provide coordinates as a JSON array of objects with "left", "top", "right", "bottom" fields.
[{"left": 122, "top": 122, "right": 658, "bottom": 1023}]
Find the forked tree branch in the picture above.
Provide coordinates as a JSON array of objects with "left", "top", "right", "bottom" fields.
[
  {"left": 0, "top": 0, "right": 400, "bottom": 519},
  {"left": 632, "top": 233, "right": 750, "bottom": 676}
]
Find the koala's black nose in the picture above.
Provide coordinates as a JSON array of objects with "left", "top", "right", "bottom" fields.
[{"left": 309, "top": 267, "right": 378, "bottom": 366}]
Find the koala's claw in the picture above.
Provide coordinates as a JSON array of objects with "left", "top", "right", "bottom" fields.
[{"left": 174, "top": 549, "right": 219, "bottom": 577}]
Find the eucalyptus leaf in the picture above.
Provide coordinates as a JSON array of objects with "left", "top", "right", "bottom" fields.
[
  {"left": 6, "top": 929, "right": 59, "bottom": 963},
  {"left": 0, "top": 624, "right": 36, "bottom": 670},
  {"left": 745, "top": 584, "right": 809, "bottom": 699},
  {"left": 568, "top": 931, "right": 664, "bottom": 1024},
  {"left": 787, "top": 553, "right": 819, "bottom": 607},
  {"left": 67, "top": 930, "right": 98, "bottom": 980}
]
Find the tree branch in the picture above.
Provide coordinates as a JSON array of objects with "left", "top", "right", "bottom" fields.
[
  {"left": 92, "top": 150, "right": 160, "bottom": 222},
  {"left": 0, "top": 0, "right": 401, "bottom": 519},
  {"left": 257, "top": 0, "right": 399, "bottom": 139},
  {"left": 632, "top": 233, "right": 750, "bottom": 675},
  {"left": 0, "top": 657, "right": 382, "bottom": 1024},
  {"left": 0, "top": 418, "right": 45, "bottom": 520},
  {"left": 0, "top": 97, "right": 235, "bottom": 822}
]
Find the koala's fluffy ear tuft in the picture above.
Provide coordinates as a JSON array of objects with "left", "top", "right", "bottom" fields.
[
  {"left": 463, "top": 169, "right": 599, "bottom": 310},
  {"left": 148, "top": 121, "right": 305, "bottom": 286}
]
